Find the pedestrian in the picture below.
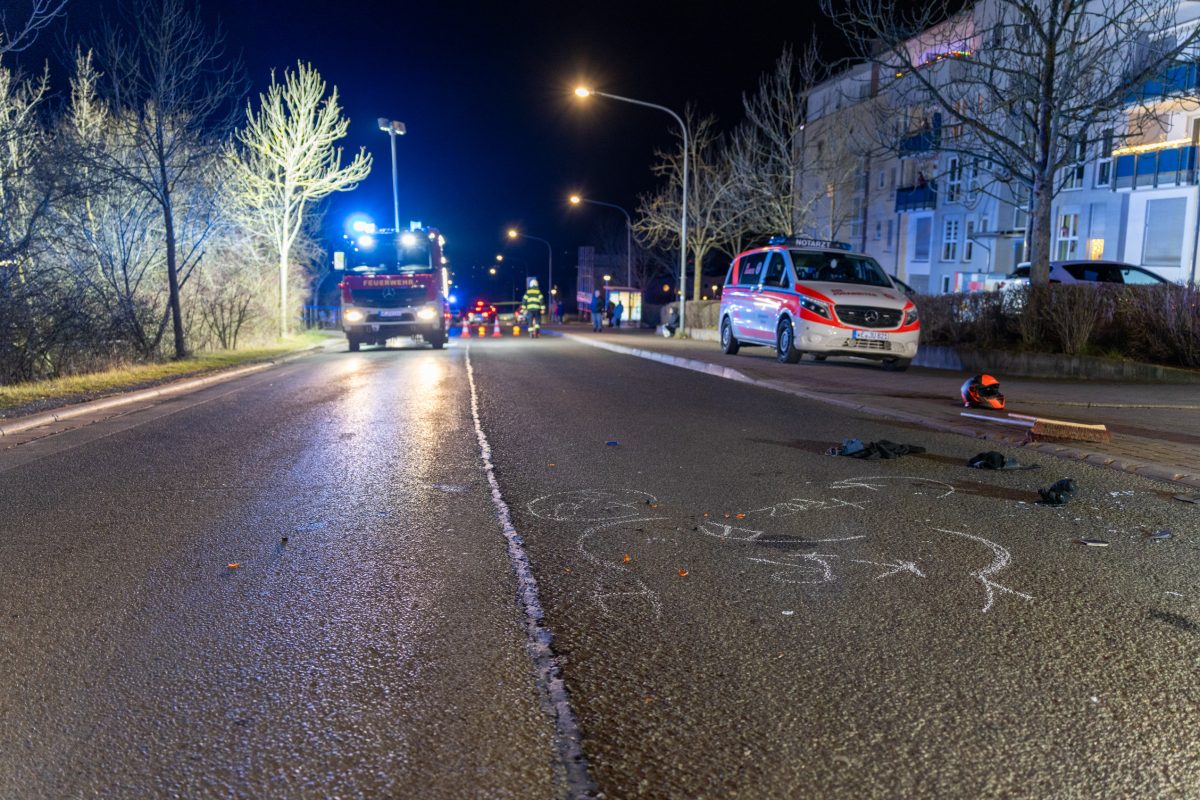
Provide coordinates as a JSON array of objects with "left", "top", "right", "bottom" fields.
[
  {"left": 591, "top": 289, "right": 604, "bottom": 332},
  {"left": 663, "top": 305, "right": 679, "bottom": 337},
  {"left": 613, "top": 299, "right": 624, "bottom": 329}
]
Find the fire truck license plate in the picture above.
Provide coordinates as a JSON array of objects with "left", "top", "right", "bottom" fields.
[{"left": 852, "top": 330, "right": 889, "bottom": 341}]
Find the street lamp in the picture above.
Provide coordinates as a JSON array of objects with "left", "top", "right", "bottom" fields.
[
  {"left": 569, "top": 194, "right": 633, "bottom": 287},
  {"left": 575, "top": 86, "right": 688, "bottom": 336},
  {"left": 506, "top": 228, "right": 552, "bottom": 295},
  {"left": 377, "top": 118, "right": 407, "bottom": 234}
]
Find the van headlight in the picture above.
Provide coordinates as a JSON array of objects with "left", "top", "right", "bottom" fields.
[
  {"left": 799, "top": 296, "right": 831, "bottom": 319},
  {"left": 417, "top": 307, "right": 437, "bottom": 321},
  {"left": 903, "top": 305, "right": 919, "bottom": 326},
  {"left": 344, "top": 309, "right": 364, "bottom": 323}
]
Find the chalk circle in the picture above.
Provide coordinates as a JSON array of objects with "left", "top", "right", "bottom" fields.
[{"left": 527, "top": 489, "right": 658, "bottom": 522}]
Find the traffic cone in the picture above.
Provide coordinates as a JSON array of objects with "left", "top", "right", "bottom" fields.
[
  {"left": 461, "top": 322, "right": 470, "bottom": 338},
  {"left": 492, "top": 317, "right": 502, "bottom": 337}
]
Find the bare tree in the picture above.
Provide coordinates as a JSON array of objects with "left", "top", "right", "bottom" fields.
[
  {"left": 732, "top": 43, "right": 827, "bottom": 237},
  {"left": 228, "top": 61, "right": 371, "bottom": 338},
  {"left": 635, "top": 111, "right": 745, "bottom": 300},
  {"left": 87, "top": 0, "right": 243, "bottom": 357},
  {"left": 823, "top": 0, "right": 1200, "bottom": 284},
  {"left": 0, "top": 0, "right": 66, "bottom": 56}
]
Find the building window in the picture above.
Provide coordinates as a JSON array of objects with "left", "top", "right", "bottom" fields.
[
  {"left": 965, "top": 159, "right": 980, "bottom": 204},
  {"left": 1013, "top": 185, "right": 1029, "bottom": 231},
  {"left": 1095, "top": 128, "right": 1113, "bottom": 187},
  {"left": 946, "top": 157, "right": 962, "bottom": 203},
  {"left": 1055, "top": 211, "right": 1080, "bottom": 259},
  {"left": 942, "top": 217, "right": 960, "bottom": 261},
  {"left": 1143, "top": 197, "right": 1186, "bottom": 267},
  {"left": 941, "top": 275, "right": 952, "bottom": 293},
  {"left": 1087, "top": 202, "right": 1106, "bottom": 260},
  {"left": 914, "top": 217, "right": 932, "bottom": 261},
  {"left": 1061, "top": 135, "right": 1085, "bottom": 190},
  {"left": 963, "top": 219, "right": 975, "bottom": 262},
  {"left": 886, "top": 219, "right": 894, "bottom": 249},
  {"left": 878, "top": 170, "right": 887, "bottom": 189},
  {"left": 874, "top": 221, "right": 882, "bottom": 241}
]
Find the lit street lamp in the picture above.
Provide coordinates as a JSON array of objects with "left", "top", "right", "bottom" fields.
[
  {"left": 377, "top": 118, "right": 407, "bottom": 234},
  {"left": 506, "top": 228, "right": 552, "bottom": 295},
  {"left": 575, "top": 86, "right": 688, "bottom": 336},
  {"left": 569, "top": 194, "right": 633, "bottom": 287}
]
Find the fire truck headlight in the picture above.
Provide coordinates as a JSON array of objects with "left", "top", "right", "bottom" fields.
[
  {"left": 345, "top": 309, "right": 365, "bottom": 323},
  {"left": 417, "top": 307, "right": 437, "bottom": 321}
]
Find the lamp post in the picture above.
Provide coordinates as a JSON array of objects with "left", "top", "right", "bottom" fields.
[
  {"left": 377, "top": 118, "right": 406, "bottom": 234},
  {"left": 507, "top": 228, "right": 552, "bottom": 295},
  {"left": 569, "top": 194, "right": 633, "bottom": 288},
  {"left": 575, "top": 87, "right": 688, "bottom": 336}
]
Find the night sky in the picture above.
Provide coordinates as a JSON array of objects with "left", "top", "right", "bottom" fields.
[{"left": 24, "top": 1, "right": 847, "bottom": 302}]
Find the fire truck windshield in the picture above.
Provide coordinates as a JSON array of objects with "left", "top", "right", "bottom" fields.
[{"left": 351, "top": 231, "right": 435, "bottom": 273}]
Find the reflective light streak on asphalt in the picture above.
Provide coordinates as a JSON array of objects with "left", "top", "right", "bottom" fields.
[{"left": 465, "top": 346, "right": 596, "bottom": 798}]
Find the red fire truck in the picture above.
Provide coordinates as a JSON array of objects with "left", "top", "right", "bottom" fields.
[{"left": 339, "top": 228, "right": 449, "bottom": 351}]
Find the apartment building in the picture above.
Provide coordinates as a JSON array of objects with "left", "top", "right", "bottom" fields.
[{"left": 802, "top": 0, "right": 1200, "bottom": 292}]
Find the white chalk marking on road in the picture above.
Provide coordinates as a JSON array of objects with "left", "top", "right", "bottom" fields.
[
  {"left": 935, "top": 527, "right": 1034, "bottom": 613},
  {"left": 577, "top": 517, "right": 669, "bottom": 620},
  {"left": 848, "top": 558, "right": 926, "bottom": 580},
  {"left": 829, "top": 476, "right": 956, "bottom": 499},
  {"left": 749, "top": 554, "right": 839, "bottom": 585},
  {"left": 743, "top": 497, "right": 869, "bottom": 517},
  {"left": 465, "top": 348, "right": 594, "bottom": 797},
  {"left": 527, "top": 488, "right": 657, "bottom": 522}
]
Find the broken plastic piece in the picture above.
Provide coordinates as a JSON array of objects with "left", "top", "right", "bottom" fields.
[
  {"left": 1075, "top": 538, "right": 1109, "bottom": 547},
  {"left": 1174, "top": 494, "right": 1200, "bottom": 505},
  {"left": 623, "top": 553, "right": 631, "bottom": 563},
  {"left": 228, "top": 562, "right": 241, "bottom": 568},
  {"left": 1148, "top": 530, "right": 1173, "bottom": 541},
  {"left": 605, "top": 441, "right": 619, "bottom": 446},
  {"left": 677, "top": 568, "right": 689, "bottom": 577}
]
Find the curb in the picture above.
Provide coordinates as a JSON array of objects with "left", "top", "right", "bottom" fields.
[
  {"left": 0, "top": 344, "right": 328, "bottom": 438},
  {"left": 562, "top": 333, "right": 1200, "bottom": 491}
]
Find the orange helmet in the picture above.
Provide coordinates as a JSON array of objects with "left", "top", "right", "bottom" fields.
[{"left": 961, "top": 374, "right": 1005, "bottom": 409}]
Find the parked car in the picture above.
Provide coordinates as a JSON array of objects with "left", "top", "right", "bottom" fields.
[
  {"left": 719, "top": 236, "right": 919, "bottom": 371},
  {"left": 1000, "top": 260, "right": 1169, "bottom": 287}
]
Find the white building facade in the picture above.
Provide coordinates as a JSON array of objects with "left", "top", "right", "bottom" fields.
[{"left": 801, "top": 0, "right": 1200, "bottom": 292}]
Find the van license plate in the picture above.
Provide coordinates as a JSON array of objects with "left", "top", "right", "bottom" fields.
[
  {"left": 379, "top": 309, "right": 406, "bottom": 317},
  {"left": 852, "top": 330, "right": 889, "bottom": 341}
]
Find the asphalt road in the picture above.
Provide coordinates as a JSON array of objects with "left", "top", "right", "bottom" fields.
[{"left": 2, "top": 334, "right": 1199, "bottom": 798}]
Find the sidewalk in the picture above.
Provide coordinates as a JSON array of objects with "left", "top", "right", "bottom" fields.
[{"left": 563, "top": 326, "right": 1200, "bottom": 490}]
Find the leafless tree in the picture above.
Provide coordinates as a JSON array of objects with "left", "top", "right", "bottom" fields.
[
  {"left": 0, "top": 0, "right": 66, "bottom": 56},
  {"left": 732, "top": 43, "right": 826, "bottom": 237},
  {"left": 228, "top": 61, "right": 371, "bottom": 338},
  {"left": 823, "top": 0, "right": 1200, "bottom": 284},
  {"left": 87, "top": 0, "right": 244, "bottom": 357},
  {"left": 635, "top": 111, "right": 745, "bottom": 300}
]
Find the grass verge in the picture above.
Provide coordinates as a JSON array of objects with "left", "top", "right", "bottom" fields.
[{"left": 0, "top": 332, "right": 331, "bottom": 414}]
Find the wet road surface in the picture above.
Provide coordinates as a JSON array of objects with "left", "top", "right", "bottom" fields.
[{"left": 2, "top": 335, "right": 1199, "bottom": 798}]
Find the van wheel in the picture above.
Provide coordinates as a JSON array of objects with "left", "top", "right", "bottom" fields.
[
  {"left": 428, "top": 332, "right": 446, "bottom": 350},
  {"left": 776, "top": 320, "right": 802, "bottom": 364},
  {"left": 348, "top": 335, "right": 360, "bottom": 352},
  {"left": 882, "top": 358, "right": 911, "bottom": 372},
  {"left": 720, "top": 318, "right": 740, "bottom": 355}
]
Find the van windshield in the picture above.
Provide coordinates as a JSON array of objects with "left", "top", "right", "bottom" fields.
[{"left": 790, "top": 251, "right": 892, "bottom": 287}]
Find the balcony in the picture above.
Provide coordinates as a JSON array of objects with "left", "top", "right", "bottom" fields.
[
  {"left": 895, "top": 183, "right": 937, "bottom": 212},
  {"left": 1125, "top": 61, "right": 1200, "bottom": 104},
  {"left": 1113, "top": 143, "right": 1197, "bottom": 190},
  {"left": 898, "top": 113, "right": 942, "bottom": 156}
]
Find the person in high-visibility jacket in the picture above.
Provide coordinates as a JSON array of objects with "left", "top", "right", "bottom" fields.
[{"left": 522, "top": 279, "right": 545, "bottom": 335}]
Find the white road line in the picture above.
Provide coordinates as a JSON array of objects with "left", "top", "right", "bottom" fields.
[{"left": 465, "top": 347, "right": 594, "bottom": 797}]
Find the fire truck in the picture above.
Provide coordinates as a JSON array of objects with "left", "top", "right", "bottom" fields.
[{"left": 338, "top": 227, "right": 450, "bottom": 351}]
